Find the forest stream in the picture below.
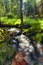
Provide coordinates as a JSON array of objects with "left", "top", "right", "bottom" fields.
[{"left": 1, "top": 27, "right": 43, "bottom": 65}]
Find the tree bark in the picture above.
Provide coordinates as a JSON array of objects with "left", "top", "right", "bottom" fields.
[{"left": 20, "top": 0, "right": 23, "bottom": 32}]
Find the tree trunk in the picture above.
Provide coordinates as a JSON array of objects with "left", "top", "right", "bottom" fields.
[{"left": 20, "top": 0, "right": 23, "bottom": 32}]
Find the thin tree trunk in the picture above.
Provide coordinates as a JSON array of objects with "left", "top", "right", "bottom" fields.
[
  {"left": 41, "top": 0, "right": 43, "bottom": 17},
  {"left": 9, "top": 0, "right": 11, "bottom": 13},
  {"left": 20, "top": 0, "right": 23, "bottom": 32}
]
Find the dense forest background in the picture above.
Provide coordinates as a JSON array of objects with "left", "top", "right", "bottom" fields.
[
  {"left": 0, "top": 0, "right": 43, "bottom": 65},
  {"left": 0, "top": 0, "right": 43, "bottom": 18}
]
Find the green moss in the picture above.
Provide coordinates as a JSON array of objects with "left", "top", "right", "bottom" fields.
[
  {"left": 0, "top": 41, "right": 14, "bottom": 65},
  {"left": 0, "top": 17, "right": 21, "bottom": 25}
]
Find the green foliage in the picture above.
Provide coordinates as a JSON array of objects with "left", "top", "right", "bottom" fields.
[
  {"left": 6, "top": 13, "right": 14, "bottom": 18},
  {"left": 0, "top": 41, "right": 14, "bottom": 65},
  {"left": 34, "top": 61, "right": 42, "bottom": 65},
  {"left": 0, "top": 28, "right": 6, "bottom": 43},
  {"left": 0, "top": 17, "right": 21, "bottom": 25},
  {"left": 23, "top": 17, "right": 43, "bottom": 43},
  {"left": 0, "top": 28, "right": 14, "bottom": 65},
  {"left": 32, "top": 34, "right": 42, "bottom": 43}
]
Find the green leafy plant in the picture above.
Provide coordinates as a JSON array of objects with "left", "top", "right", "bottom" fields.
[{"left": 6, "top": 13, "right": 14, "bottom": 18}]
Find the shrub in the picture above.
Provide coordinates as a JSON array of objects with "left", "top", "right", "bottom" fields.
[{"left": 6, "top": 13, "right": 14, "bottom": 18}]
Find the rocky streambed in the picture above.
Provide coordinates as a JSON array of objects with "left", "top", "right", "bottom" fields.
[
  {"left": 7, "top": 28, "right": 43, "bottom": 65},
  {"left": 0, "top": 27, "right": 43, "bottom": 65}
]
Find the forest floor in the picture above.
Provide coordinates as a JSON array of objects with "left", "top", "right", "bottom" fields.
[{"left": 0, "top": 17, "right": 43, "bottom": 29}]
